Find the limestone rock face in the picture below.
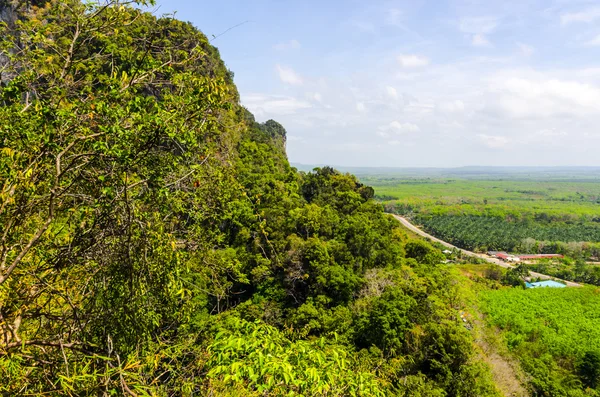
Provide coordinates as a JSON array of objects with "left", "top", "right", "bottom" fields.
[
  {"left": 0, "top": 1, "right": 18, "bottom": 85},
  {"left": 0, "top": 1, "right": 48, "bottom": 84},
  {"left": 0, "top": 1, "right": 17, "bottom": 25},
  {"left": 260, "top": 119, "right": 288, "bottom": 155}
]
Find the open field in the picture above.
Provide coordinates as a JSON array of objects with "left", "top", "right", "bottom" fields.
[
  {"left": 366, "top": 178, "right": 600, "bottom": 218},
  {"left": 360, "top": 171, "right": 600, "bottom": 256},
  {"left": 376, "top": 170, "right": 600, "bottom": 394},
  {"left": 294, "top": 165, "right": 600, "bottom": 182}
]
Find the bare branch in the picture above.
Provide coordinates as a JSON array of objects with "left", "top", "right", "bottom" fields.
[
  {"left": 60, "top": 19, "right": 81, "bottom": 80},
  {"left": 0, "top": 215, "right": 53, "bottom": 285},
  {"left": 209, "top": 21, "right": 250, "bottom": 42}
]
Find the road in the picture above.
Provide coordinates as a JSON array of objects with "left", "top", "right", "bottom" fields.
[{"left": 391, "top": 214, "right": 581, "bottom": 287}]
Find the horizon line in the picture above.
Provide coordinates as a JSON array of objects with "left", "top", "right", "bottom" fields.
[{"left": 290, "top": 163, "right": 600, "bottom": 170}]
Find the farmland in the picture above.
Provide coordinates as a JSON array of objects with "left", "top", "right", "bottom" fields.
[
  {"left": 359, "top": 170, "right": 600, "bottom": 259},
  {"left": 365, "top": 178, "right": 600, "bottom": 219},
  {"left": 481, "top": 286, "right": 600, "bottom": 396}
]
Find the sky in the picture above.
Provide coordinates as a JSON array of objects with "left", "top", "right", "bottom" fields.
[{"left": 154, "top": 0, "right": 600, "bottom": 167}]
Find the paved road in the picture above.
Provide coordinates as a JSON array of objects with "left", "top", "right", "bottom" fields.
[{"left": 391, "top": 214, "right": 581, "bottom": 287}]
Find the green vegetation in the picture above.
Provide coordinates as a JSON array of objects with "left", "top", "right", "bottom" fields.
[
  {"left": 528, "top": 258, "right": 600, "bottom": 286},
  {"left": 414, "top": 215, "right": 600, "bottom": 253},
  {"left": 206, "top": 318, "right": 385, "bottom": 396},
  {"left": 366, "top": 172, "right": 600, "bottom": 394},
  {"left": 366, "top": 177, "right": 600, "bottom": 258},
  {"left": 0, "top": 1, "right": 501, "bottom": 395},
  {"left": 482, "top": 287, "right": 600, "bottom": 396}
]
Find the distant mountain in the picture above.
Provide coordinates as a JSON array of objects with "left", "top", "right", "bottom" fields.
[{"left": 292, "top": 163, "right": 600, "bottom": 180}]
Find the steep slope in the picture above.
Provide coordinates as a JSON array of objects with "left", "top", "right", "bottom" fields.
[{"left": 1, "top": 1, "right": 501, "bottom": 395}]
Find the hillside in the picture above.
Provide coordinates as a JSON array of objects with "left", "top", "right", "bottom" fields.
[{"left": 0, "top": 1, "right": 507, "bottom": 395}]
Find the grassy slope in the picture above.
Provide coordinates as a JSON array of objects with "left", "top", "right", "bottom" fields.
[{"left": 454, "top": 265, "right": 529, "bottom": 397}]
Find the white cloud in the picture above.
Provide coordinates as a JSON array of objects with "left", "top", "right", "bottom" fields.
[
  {"left": 536, "top": 128, "right": 566, "bottom": 137},
  {"left": 243, "top": 94, "right": 311, "bottom": 116},
  {"left": 378, "top": 121, "right": 420, "bottom": 137},
  {"left": 437, "top": 100, "right": 465, "bottom": 114},
  {"left": 388, "top": 140, "right": 402, "bottom": 146},
  {"left": 397, "top": 54, "right": 430, "bottom": 68},
  {"left": 490, "top": 76, "right": 600, "bottom": 118},
  {"left": 459, "top": 16, "right": 498, "bottom": 34},
  {"left": 515, "top": 128, "right": 569, "bottom": 145},
  {"left": 331, "top": 142, "right": 376, "bottom": 152},
  {"left": 391, "top": 121, "right": 419, "bottom": 133},
  {"left": 477, "top": 134, "right": 509, "bottom": 149},
  {"left": 458, "top": 18, "right": 497, "bottom": 48},
  {"left": 239, "top": 3, "right": 600, "bottom": 166},
  {"left": 561, "top": 7, "right": 600, "bottom": 25},
  {"left": 273, "top": 39, "right": 301, "bottom": 51},
  {"left": 472, "top": 34, "right": 491, "bottom": 47},
  {"left": 275, "top": 64, "right": 303, "bottom": 86},
  {"left": 306, "top": 92, "right": 323, "bottom": 103},
  {"left": 584, "top": 34, "right": 600, "bottom": 47},
  {"left": 517, "top": 42, "right": 534, "bottom": 56},
  {"left": 386, "top": 86, "right": 398, "bottom": 100}
]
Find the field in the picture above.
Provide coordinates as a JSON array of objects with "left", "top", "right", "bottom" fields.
[
  {"left": 364, "top": 178, "right": 600, "bottom": 218},
  {"left": 481, "top": 286, "right": 600, "bottom": 396},
  {"left": 357, "top": 169, "right": 600, "bottom": 258}
]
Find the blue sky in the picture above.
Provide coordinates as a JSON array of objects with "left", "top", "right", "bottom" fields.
[{"left": 155, "top": 0, "right": 600, "bottom": 167}]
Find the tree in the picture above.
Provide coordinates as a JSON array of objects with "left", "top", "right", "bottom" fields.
[
  {"left": 484, "top": 266, "right": 503, "bottom": 281},
  {"left": 1, "top": 0, "right": 241, "bottom": 392},
  {"left": 405, "top": 240, "right": 444, "bottom": 265},
  {"left": 501, "top": 264, "right": 529, "bottom": 288},
  {"left": 579, "top": 351, "right": 600, "bottom": 389},
  {"left": 259, "top": 119, "right": 287, "bottom": 152},
  {"left": 205, "top": 318, "right": 386, "bottom": 396},
  {"left": 356, "top": 287, "right": 417, "bottom": 355}
]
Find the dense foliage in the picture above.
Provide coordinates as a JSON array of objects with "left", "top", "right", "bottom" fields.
[
  {"left": 482, "top": 287, "right": 600, "bottom": 396},
  {"left": 529, "top": 258, "right": 600, "bottom": 287},
  {"left": 414, "top": 214, "right": 600, "bottom": 253},
  {"left": 0, "top": 1, "right": 500, "bottom": 395}
]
